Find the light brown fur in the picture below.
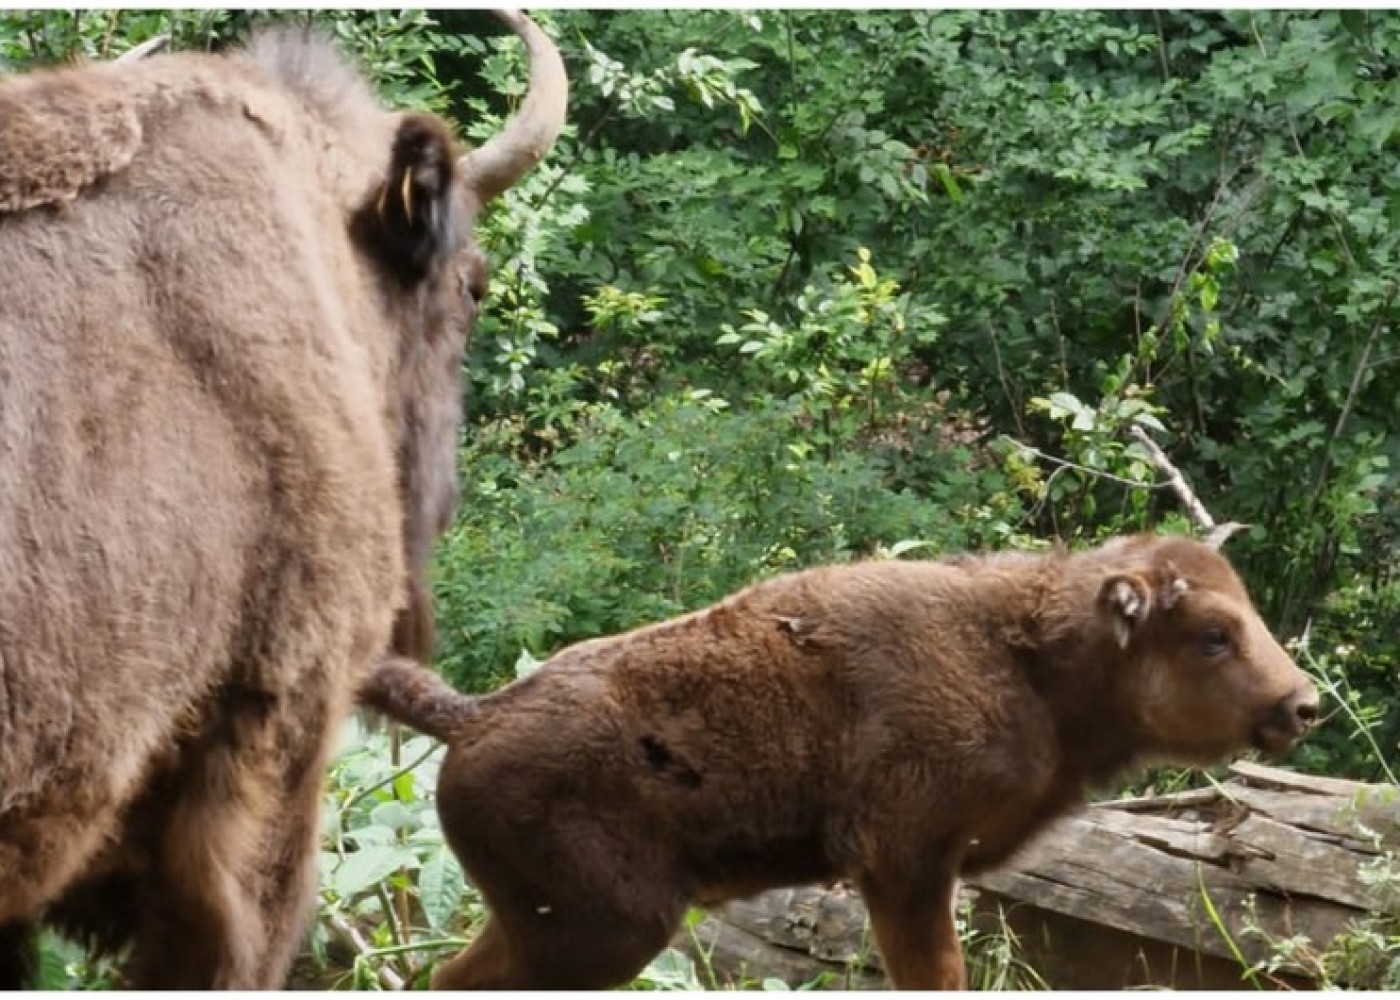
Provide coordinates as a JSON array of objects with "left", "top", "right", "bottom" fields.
[
  {"left": 361, "top": 533, "right": 1319, "bottom": 990},
  {"left": 0, "top": 24, "right": 556, "bottom": 988}
]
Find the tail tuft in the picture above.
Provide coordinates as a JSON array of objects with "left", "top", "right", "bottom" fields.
[{"left": 358, "top": 655, "right": 474, "bottom": 743}]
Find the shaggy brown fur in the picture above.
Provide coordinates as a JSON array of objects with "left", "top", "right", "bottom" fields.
[
  {"left": 362, "top": 533, "right": 1319, "bottom": 990},
  {"left": 0, "top": 20, "right": 563, "bottom": 989}
]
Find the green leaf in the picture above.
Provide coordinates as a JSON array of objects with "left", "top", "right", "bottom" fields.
[
  {"left": 1198, "top": 278, "right": 1218, "bottom": 313},
  {"left": 640, "top": 948, "right": 701, "bottom": 990},
  {"left": 369, "top": 800, "right": 419, "bottom": 832},
  {"left": 514, "top": 647, "right": 545, "bottom": 678},
  {"left": 332, "top": 845, "right": 417, "bottom": 899},
  {"left": 418, "top": 847, "right": 467, "bottom": 931},
  {"left": 886, "top": 538, "right": 936, "bottom": 558},
  {"left": 931, "top": 162, "right": 963, "bottom": 203},
  {"left": 35, "top": 936, "right": 72, "bottom": 989}
]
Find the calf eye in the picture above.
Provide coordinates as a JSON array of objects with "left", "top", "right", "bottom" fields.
[{"left": 1200, "top": 627, "right": 1231, "bottom": 658}]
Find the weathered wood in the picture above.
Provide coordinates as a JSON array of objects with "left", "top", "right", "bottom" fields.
[
  {"left": 683, "top": 764, "right": 1399, "bottom": 990},
  {"left": 1227, "top": 813, "right": 1382, "bottom": 910},
  {"left": 1212, "top": 782, "right": 1398, "bottom": 848},
  {"left": 683, "top": 886, "right": 884, "bottom": 990},
  {"left": 1089, "top": 807, "right": 1242, "bottom": 861},
  {"left": 1228, "top": 759, "right": 1386, "bottom": 797}
]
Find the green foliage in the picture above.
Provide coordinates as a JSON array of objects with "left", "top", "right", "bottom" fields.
[
  {"left": 31, "top": 933, "right": 119, "bottom": 991},
  {"left": 7, "top": 6, "right": 1400, "bottom": 992},
  {"left": 1289, "top": 624, "right": 1400, "bottom": 784},
  {"left": 959, "top": 899, "right": 1051, "bottom": 991},
  {"left": 0, "top": 9, "right": 461, "bottom": 110},
  {"left": 312, "top": 717, "right": 472, "bottom": 990},
  {"left": 434, "top": 390, "right": 1020, "bottom": 692},
  {"left": 0, "top": 9, "right": 235, "bottom": 66},
  {"left": 477, "top": 8, "right": 1400, "bottom": 651}
]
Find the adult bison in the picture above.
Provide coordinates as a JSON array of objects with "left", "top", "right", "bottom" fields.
[
  {"left": 363, "top": 533, "right": 1319, "bottom": 990},
  {"left": 0, "top": 11, "right": 565, "bottom": 988}
]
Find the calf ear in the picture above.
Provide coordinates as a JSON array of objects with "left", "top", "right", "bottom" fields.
[
  {"left": 353, "top": 113, "right": 461, "bottom": 285},
  {"left": 1159, "top": 569, "right": 1189, "bottom": 610},
  {"left": 1099, "top": 574, "right": 1153, "bottom": 649}
]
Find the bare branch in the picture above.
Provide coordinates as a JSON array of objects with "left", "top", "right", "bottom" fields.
[
  {"left": 1007, "top": 436, "right": 1176, "bottom": 492},
  {"left": 326, "top": 912, "right": 406, "bottom": 991},
  {"left": 1302, "top": 280, "right": 1398, "bottom": 528},
  {"left": 986, "top": 324, "right": 1028, "bottom": 440},
  {"left": 1128, "top": 425, "right": 1248, "bottom": 548}
]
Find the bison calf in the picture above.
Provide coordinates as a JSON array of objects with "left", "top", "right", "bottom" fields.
[{"left": 362, "top": 533, "right": 1318, "bottom": 990}]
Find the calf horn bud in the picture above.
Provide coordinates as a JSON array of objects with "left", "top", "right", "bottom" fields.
[
  {"left": 1204, "top": 520, "right": 1249, "bottom": 551},
  {"left": 1128, "top": 424, "right": 1248, "bottom": 550},
  {"left": 115, "top": 34, "right": 169, "bottom": 63}
]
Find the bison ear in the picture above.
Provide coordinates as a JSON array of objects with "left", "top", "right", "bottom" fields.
[
  {"left": 1099, "top": 573, "right": 1153, "bottom": 650},
  {"left": 353, "top": 113, "right": 461, "bottom": 285}
]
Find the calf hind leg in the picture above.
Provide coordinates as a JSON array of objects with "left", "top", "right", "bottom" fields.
[
  {"left": 435, "top": 902, "right": 683, "bottom": 991},
  {"left": 430, "top": 918, "right": 512, "bottom": 990}
]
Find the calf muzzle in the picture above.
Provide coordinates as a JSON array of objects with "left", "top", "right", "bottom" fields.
[{"left": 1253, "top": 683, "right": 1320, "bottom": 754}]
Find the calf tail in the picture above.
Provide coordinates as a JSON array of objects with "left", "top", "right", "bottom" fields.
[{"left": 358, "top": 654, "right": 476, "bottom": 743}]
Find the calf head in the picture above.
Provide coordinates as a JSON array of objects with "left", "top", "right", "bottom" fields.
[{"left": 1092, "top": 534, "right": 1319, "bottom": 762}]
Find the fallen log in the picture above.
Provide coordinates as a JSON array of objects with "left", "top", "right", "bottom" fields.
[{"left": 681, "top": 762, "right": 1399, "bottom": 989}]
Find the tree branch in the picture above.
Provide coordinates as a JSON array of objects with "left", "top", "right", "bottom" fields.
[
  {"left": 1302, "top": 280, "right": 1399, "bottom": 528},
  {"left": 327, "top": 912, "right": 406, "bottom": 991},
  {"left": 1128, "top": 425, "right": 1246, "bottom": 548},
  {"left": 1009, "top": 437, "right": 1175, "bottom": 492}
]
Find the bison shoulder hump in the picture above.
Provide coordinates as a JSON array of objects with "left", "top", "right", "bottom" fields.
[
  {"left": 236, "top": 26, "right": 385, "bottom": 141},
  {"left": 0, "top": 68, "right": 144, "bottom": 213}
]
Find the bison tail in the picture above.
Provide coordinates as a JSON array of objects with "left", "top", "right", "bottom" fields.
[{"left": 358, "top": 655, "right": 475, "bottom": 743}]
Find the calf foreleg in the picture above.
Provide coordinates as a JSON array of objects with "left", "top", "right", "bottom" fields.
[{"left": 861, "top": 865, "right": 966, "bottom": 990}]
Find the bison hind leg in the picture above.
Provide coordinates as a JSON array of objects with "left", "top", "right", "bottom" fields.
[
  {"left": 123, "top": 685, "right": 334, "bottom": 988},
  {"left": 0, "top": 921, "right": 36, "bottom": 989}
]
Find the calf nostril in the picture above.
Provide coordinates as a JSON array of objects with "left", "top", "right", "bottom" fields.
[{"left": 1295, "top": 699, "right": 1319, "bottom": 725}]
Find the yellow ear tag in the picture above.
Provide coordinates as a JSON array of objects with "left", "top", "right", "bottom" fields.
[{"left": 401, "top": 167, "right": 414, "bottom": 219}]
